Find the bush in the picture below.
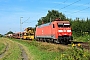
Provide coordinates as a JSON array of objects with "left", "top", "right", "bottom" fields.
[{"left": 55, "top": 43, "right": 90, "bottom": 60}]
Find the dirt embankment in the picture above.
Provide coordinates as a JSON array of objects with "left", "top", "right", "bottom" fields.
[{"left": 18, "top": 44, "right": 28, "bottom": 60}]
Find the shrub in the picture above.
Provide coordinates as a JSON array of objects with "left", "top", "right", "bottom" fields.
[{"left": 55, "top": 43, "right": 90, "bottom": 60}]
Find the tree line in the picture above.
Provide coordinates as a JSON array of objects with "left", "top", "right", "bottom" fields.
[
  {"left": 71, "top": 18, "right": 90, "bottom": 36},
  {"left": 36, "top": 10, "right": 90, "bottom": 37}
]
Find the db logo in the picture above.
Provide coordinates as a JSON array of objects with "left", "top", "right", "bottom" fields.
[{"left": 63, "top": 30, "right": 66, "bottom": 32}]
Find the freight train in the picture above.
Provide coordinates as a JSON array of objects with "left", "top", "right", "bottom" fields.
[
  {"left": 9, "top": 18, "right": 73, "bottom": 44},
  {"left": 35, "top": 18, "right": 73, "bottom": 44}
]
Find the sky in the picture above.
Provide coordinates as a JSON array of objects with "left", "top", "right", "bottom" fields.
[{"left": 0, "top": 0, "right": 90, "bottom": 34}]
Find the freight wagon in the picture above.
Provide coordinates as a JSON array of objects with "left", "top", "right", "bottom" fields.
[
  {"left": 12, "top": 32, "right": 24, "bottom": 39},
  {"left": 22, "top": 27, "right": 34, "bottom": 40}
]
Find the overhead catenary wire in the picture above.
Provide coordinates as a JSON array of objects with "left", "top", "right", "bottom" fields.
[
  {"left": 24, "top": 0, "right": 81, "bottom": 24},
  {"left": 23, "top": 0, "right": 89, "bottom": 24},
  {"left": 73, "top": 7, "right": 90, "bottom": 14},
  {"left": 73, "top": 2, "right": 90, "bottom": 9},
  {"left": 22, "top": 17, "right": 30, "bottom": 24},
  {"left": 59, "top": 0, "right": 81, "bottom": 10},
  {"left": 12, "top": 0, "right": 90, "bottom": 33},
  {"left": 51, "top": 0, "right": 84, "bottom": 16},
  {"left": 65, "top": 6, "right": 90, "bottom": 19},
  {"left": 30, "top": 0, "right": 82, "bottom": 23},
  {"left": 63, "top": 2, "right": 90, "bottom": 12},
  {"left": 53, "top": 0, "right": 90, "bottom": 19},
  {"left": 23, "top": 20, "right": 37, "bottom": 23},
  {"left": 52, "top": 0, "right": 68, "bottom": 8},
  {"left": 63, "top": 0, "right": 68, "bottom": 3}
]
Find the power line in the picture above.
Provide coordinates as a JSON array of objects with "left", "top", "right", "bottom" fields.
[
  {"left": 73, "top": 7, "right": 90, "bottom": 13},
  {"left": 23, "top": 0, "right": 89, "bottom": 24},
  {"left": 65, "top": 6, "right": 90, "bottom": 18},
  {"left": 63, "top": 0, "right": 68, "bottom": 3},
  {"left": 30, "top": 0, "right": 81, "bottom": 23},
  {"left": 76, "top": 2, "right": 90, "bottom": 8},
  {"left": 23, "top": 0, "right": 69, "bottom": 24},
  {"left": 55, "top": 0, "right": 90, "bottom": 18},
  {"left": 52, "top": 0, "right": 68, "bottom": 8},
  {"left": 22, "top": 17, "right": 30, "bottom": 24},
  {"left": 63, "top": 2, "right": 90, "bottom": 12},
  {"left": 59, "top": 0, "right": 81, "bottom": 10}
]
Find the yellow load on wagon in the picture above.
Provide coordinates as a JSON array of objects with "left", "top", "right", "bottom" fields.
[{"left": 22, "top": 27, "right": 35, "bottom": 40}]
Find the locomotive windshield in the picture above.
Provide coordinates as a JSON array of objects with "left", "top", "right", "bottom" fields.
[{"left": 58, "top": 23, "right": 70, "bottom": 27}]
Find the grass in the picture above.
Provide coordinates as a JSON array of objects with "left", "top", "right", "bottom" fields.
[
  {"left": 11, "top": 38, "right": 90, "bottom": 60},
  {"left": 10, "top": 36, "right": 90, "bottom": 60},
  {"left": 0, "top": 38, "right": 7, "bottom": 55},
  {"left": 10, "top": 39, "right": 65, "bottom": 60},
  {"left": 55, "top": 44, "right": 90, "bottom": 60},
  {"left": 73, "top": 35, "right": 90, "bottom": 42},
  {"left": 0, "top": 38, "right": 22, "bottom": 60},
  {"left": 1, "top": 35, "right": 90, "bottom": 60},
  {"left": 0, "top": 42, "right": 6, "bottom": 55}
]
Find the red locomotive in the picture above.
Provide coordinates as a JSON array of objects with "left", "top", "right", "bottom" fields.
[{"left": 35, "top": 18, "right": 73, "bottom": 44}]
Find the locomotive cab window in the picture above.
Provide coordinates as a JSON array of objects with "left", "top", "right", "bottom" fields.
[
  {"left": 58, "top": 23, "right": 63, "bottom": 27},
  {"left": 58, "top": 23, "right": 70, "bottom": 27},
  {"left": 58, "top": 24, "right": 63, "bottom": 27},
  {"left": 64, "top": 24, "right": 70, "bottom": 27}
]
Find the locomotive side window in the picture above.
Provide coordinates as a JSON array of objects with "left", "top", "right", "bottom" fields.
[
  {"left": 53, "top": 24, "right": 55, "bottom": 28},
  {"left": 58, "top": 23, "right": 63, "bottom": 27},
  {"left": 58, "top": 24, "right": 63, "bottom": 27},
  {"left": 58, "top": 23, "right": 70, "bottom": 27}
]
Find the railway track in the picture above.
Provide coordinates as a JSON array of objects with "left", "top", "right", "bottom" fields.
[
  {"left": 81, "top": 42, "right": 90, "bottom": 50},
  {"left": 38, "top": 40, "right": 90, "bottom": 50},
  {"left": 72, "top": 41, "right": 90, "bottom": 50},
  {"left": 20, "top": 39, "right": 90, "bottom": 52}
]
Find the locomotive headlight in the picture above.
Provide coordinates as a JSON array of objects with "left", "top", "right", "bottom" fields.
[
  {"left": 67, "top": 30, "right": 71, "bottom": 32},
  {"left": 58, "top": 30, "right": 63, "bottom": 32}
]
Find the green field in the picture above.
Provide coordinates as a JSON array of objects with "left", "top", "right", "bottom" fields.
[
  {"left": 0, "top": 41, "right": 6, "bottom": 55},
  {"left": 0, "top": 36, "right": 90, "bottom": 60},
  {"left": 73, "top": 35, "right": 90, "bottom": 42},
  {"left": 11, "top": 39, "right": 63, "bottom": 60},
  {"left": 0, "top": 38, "right": 22, "bottom": 60},
  {"left": 11, "top": 36, "right": 90, "bottom": 60}
]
